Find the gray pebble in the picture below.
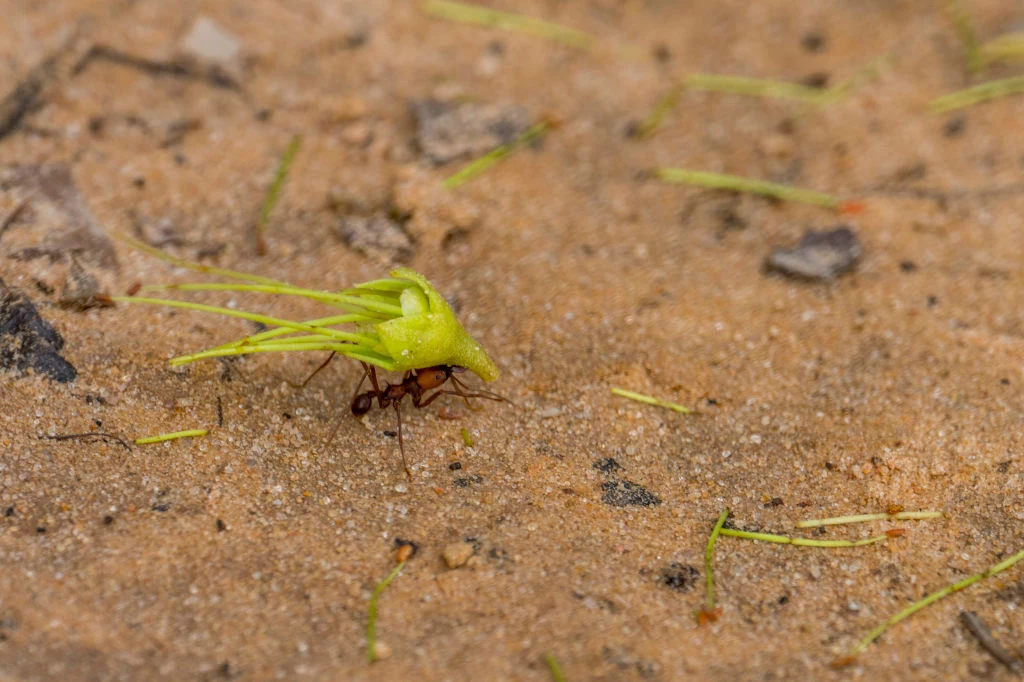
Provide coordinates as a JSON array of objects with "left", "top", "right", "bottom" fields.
[{"left": 766, "top": 226, "right": 861, "bottom": 280}]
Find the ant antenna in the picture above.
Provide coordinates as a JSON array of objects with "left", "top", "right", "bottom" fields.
[{"left": 283, "top": 351, "right": 336, "bottom": 389}]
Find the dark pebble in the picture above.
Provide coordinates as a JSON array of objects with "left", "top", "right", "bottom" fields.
[
  {"left": 0, "top": 279, "right": 77, "bottom": 382},
  {"left": 765, "top": 226, "right": 861, "bottom": 281},
  {"left": 448, "top": 461, "right": 462, "bottom": 471},
  {"left": 899, "top": 260, "right": 918, "bottom": 272},
  {"left": 801, "top": 32, "right": 826, "bottom": 52},
  {"left": 410, "top": 99, "right": 531, "bottom": 166},
  {"left": 454, "top": 475, "right": 483, "bottom": 488},
  {"left": 943, "top": 116, "right": 966, "bottom": 137},
  {"left": 600, "top": 480, "right": 661, "bottom": 507},
  {"left": 334, "top": 214, "right": 414, "bottom": 263},
  {"left": 660, "top": 562, "right": 700, "bottom": 592},
  {"left": 592, "top": 457, "right": 623, "bottom": 475}
]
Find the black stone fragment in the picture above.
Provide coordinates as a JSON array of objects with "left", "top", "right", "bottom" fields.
[
  {"left": 410, "top": 99, "right": 531, "bottom": 165},
  {"left": 334, "top": 214, "right": 414, "bottom": 263},
  {"left": 660, "top": 563, "right": 700, "bottom": 592},
  {"left": 592, "top": 457, "right": 622, "bottom": 475},
  {"left": 765, "top": 226, "right": 861, "bottom": 281},
  {"left": 0, "top": 279, "right": 76, "bottom": 382},
  {"left": 600, "top": 480, "right": 661, "bottom": 508}
]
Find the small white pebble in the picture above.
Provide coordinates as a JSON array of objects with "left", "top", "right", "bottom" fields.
[{"left": 372, "top": 641, "right": 392, "bottom": 660}]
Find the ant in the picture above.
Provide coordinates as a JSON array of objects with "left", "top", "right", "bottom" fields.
[
  {"left": 350, "top": 362, "right": 505, "bottom": 477},
  {"left": 292, "top": 353, "right": 505, "bottom": 477}
]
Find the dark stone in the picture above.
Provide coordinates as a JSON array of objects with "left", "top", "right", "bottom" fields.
[
  {"left": 592, "top": 457, "right": 623, "bottom": 475},
  {"left": 152, "top": 503, "right": 171, "bottom": 512},
  {"left": 943, "top": 116, "right": 966, "bottom": 137},
  {"left": 801, "top": 32, "right": 826, "bottom": 52},
  {"left": 660, "top": 562, "right": 699, "bottom": 592},
  {"left": 334, "top": 213, "right": 414, "bottom": 263},
  {"left": 0, "top": 279, "right": 76, "bottom": 382},
  {"left": 801, "top": 72, "right": 830, "bottom": 89},
  {"left": 454, "top": 475, "right": 483, "bottom": 488},
  {"left": 448, "top": 461, "right": 462, "bottom": 471},
  {"left": 600, "top": 480, "right": 661, "bottom": 507},
  {"left": 410, "top": 99, "right": 531, "bottom": 165},
  {"left": 899, "top": 260, "right": 918, "bottom": 272},
  {"left": 765, "top": 226, "right": 861, "bottom": 281}
]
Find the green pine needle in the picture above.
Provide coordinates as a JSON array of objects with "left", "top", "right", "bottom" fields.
[
  {"left": 654, "top": 168, "right": 840, "bottom": 208},
  {"left": 367, "top": 561, "right": 405, "bottom": 663},
  {"left": 843, "top": 547, "right": 1024, "bottom": 660},
  {"left": 705, "top": 509, "right": 730, "bottom": 611},
  {"left": 443, "top": 120, "right": 551, "bottom": 189},
  {"left": 423, "top": 0, "right": 592, "bottom": 49}
]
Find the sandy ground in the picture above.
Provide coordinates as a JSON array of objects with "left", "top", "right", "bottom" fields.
[{"left": 2, "top": 1, "right": 1024, "bottom": 680}]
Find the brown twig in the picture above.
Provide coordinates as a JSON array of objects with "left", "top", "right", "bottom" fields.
[
  {"left": 960, "top": 610, "right": 1023, "bottom": 674},
  {"left": 0, "top": 25, "right": 91, "bottom": 142},
  {"left": 0, "top": 200, "right": 28, "bottom": 242},
  {"left": 73, "top": 45, "right": 242, "bottom": 92},
  {"left": 39, "top": 432, "right": 132, "bottom": 452}
]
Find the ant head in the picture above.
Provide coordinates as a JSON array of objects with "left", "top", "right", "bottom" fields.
[{"left": 416, "top": 365, "right": 452, "bottom": 391}]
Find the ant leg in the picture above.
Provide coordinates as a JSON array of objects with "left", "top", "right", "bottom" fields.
[
  {"left": 394, "top": 404, "right": 411, "bottom": 478},
  {"left": 283, "top": 351, "right": 336, "bottom": 389},
  {"left": 352, "top": 361, "right": 370, "bottom": 401}
]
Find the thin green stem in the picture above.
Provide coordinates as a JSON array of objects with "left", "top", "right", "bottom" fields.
[
  {"left": 719, "top": 528, "right": 889, "bottom": 548},
  {"left": 113, "top": 232, "right": 289, "bottom": 287},
  {"left": 422, "top": 0, "right": 592, "bottom": 49},
  {"left": 367, "top": 562, "right": 405, "bottom": 663},
  {"left": 796, "top": 511, "right": 943, "bottom": 528},
  {"left": 635, "top": 84, "right": 683, "bottom": 139},
  {"left": 847, "top": 547, "right": 1024, "bottom": 657},
  {"left": 257, "top": 133, "right": 303, "bottom": 252},
  {"left": 684, "top": 73, "right": 826, "bottom": 102},
  {"left": 610, "top": 387, "right": 691, "bottom": 414},
  {"left": 169, "top": 342, "right": 396, "bottom": 370},
  {"left": 544, "top": 653, "right": 567, "bottom": 682},
  {"left": 654, "top": 168, "right": 840, "bottom": 208},
  {"left": 980, "top": 32, "right": 1024, "bottom": 67},
  {"left": 443, "top": 121, "right": 551, "bottom": 189},
  {"left": 208, "top": 314, "right": 377, "bottom": 350},
  {"left": 705, "top": 509, "right": 730, "bottom": 610},
  {"left": 947, "top": 0, "right": 981, "bottom": 73},
  {"left": 113, "top": 297, "right": 376, "bottom": 345},
  {"left": 135, "top": 429, "right": 208, "bottom": 444},
  {"left": 929, "top": 75, "right": 1024, "bottom": 113},
  {"left": 142, "top": 282, "right": 404, "bottom": 317}
]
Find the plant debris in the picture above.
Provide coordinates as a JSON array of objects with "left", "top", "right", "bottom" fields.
[
  {"left": 960, "top": 610, "right": 1023, "bottom": 674},
  {"left": 0, "top": 24, "right": 90, "bottom": 142}
]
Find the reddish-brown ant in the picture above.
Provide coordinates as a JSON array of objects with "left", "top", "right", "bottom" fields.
[
  {"left": 350, "top": 361, "right": 505, "bottom": 477},
  {"left": 294, "top": 353, "right": 505, "bottom": 477}
]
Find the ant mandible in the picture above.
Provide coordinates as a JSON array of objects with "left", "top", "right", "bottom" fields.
[{"left": 350, "top": 361, "right": 505, "bottom": 477}]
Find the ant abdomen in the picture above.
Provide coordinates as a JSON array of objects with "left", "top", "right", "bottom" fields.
[{"left": 351, "top": 393, "right": 373, "bottom": 416}]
